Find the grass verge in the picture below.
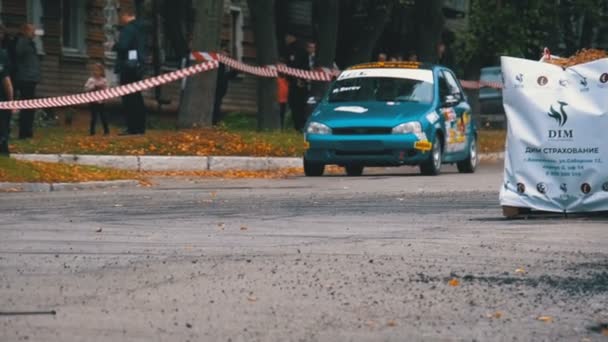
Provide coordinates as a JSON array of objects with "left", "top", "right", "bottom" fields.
[
  {"left": 0, "top": 157, "right": 308, "bottom": 185},
  {"left": 8, "top": 112, "right": 506, "bottom": 157},
  {"left": 0, "top": 157, "right": 138, "bottom": 183}
]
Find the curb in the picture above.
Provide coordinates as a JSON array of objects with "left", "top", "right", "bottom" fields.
[
  {"left": 0, "top": 180, "right": 140, "bottom": 193},
  {"left": 12, "top": 153, "right": 503, "bottom": 171},
  {"left": 12, "top": 154, "right": 302, "bottom": 171},
  {"left": 3, "top": 153, "right": 504, "bottom": 193}
]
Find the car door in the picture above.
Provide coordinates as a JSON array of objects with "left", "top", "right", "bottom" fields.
[{"left": 439, "top": 69, "right": 471, "bottom": 160}]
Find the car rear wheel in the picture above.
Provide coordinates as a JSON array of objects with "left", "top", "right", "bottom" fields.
[
  {"left": 420, "top": 134, "right": 442, "bottom": 176},
  {"left": 457, "top": 135, "right": 478, "bottom": 173},
  {"left": 304, "top": 158, "right": 325, "bottom": 177},
  {"left": 345, "top": 165, "right": 364, "bottom": 177}
]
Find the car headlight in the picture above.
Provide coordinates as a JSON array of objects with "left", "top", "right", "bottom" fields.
[
  {"left": 392, "top": 121, "right": 422, "bottom": 134},
  {"left": 306, "top": 122, "right": 332, "bottom": 135}
]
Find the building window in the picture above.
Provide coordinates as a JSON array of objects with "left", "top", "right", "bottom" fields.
[
  {"left": 229, "top": 6, "right": 244, "bottom": 61},
  {"left": 27, "top": 0, "right": 45, "bottom": 54},
  {"left": 62, "top": 0, "right": 86, "bottom": 55}
]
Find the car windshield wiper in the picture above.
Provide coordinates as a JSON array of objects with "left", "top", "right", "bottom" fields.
[{"left": 393, "top": 97, "right": 421, "bottom": 103}]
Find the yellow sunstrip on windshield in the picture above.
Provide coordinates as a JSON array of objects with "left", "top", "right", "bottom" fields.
[{"left": 349, "top": 61, "right": 421, "bottom": 70}]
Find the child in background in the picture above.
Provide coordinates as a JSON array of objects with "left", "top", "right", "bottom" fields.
[
  {"left": 84, "top": 63, "right": 109, "bottom": 135},
  {"left": 277, "top": 74, "right": 289, "bottom": 129}
]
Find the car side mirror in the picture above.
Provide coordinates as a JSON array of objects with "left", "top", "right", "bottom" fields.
[{"left": 442, "top": 94, "right": 459, "bottom": 107}]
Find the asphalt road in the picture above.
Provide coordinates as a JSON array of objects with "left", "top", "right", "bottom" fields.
[{"left": 1, "top": 162, "right": 607, "bottom": 342}]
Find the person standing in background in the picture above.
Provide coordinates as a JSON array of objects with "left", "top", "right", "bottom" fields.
[
  {"left": 0, "top": 24, "right": 15, "bottom": 156},
  {"left": 14, "top": 24, "right": 40, "bottom": 140},
  {"left": 277, "top": 73, "right": 289, "bottom": 129},
  {"left": 288, "top": 40, "right": 316, "bottom": 132},
  {"left": 212, "top": 48, "right": 238, "bottom": 126},
  {"left": 84, "top": 63, "right": 110, "bottom": 136},
  {"left": 285, "top": 33, "right": 308, "bottom": 132},
  {"left": 114, "top": 8, "right": 147, "bottom": 135}
]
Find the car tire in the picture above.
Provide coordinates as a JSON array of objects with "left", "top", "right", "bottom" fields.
[
  {"left": 304, "top": 158, "right": 325, "bottom": 177},
  {"left": 457, "top": 135, "right": 478, "bottom": 173},
  {"left": 420, "top": 134, "right": 442, "bottom": 176},
  {"left": 345, "top": 165, "right": 364, "bottom": 177}
]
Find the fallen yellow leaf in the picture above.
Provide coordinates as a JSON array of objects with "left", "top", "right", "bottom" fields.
[
  {"left": 486, "top": 311, "right": 503, "bottom": 319},
  {"left": 537, "top": 316, "right": 553, "bottom": 323},
  {"left": 515, "top": 268, "right": 526, "bottom": 274},
  {"left": 448, "top": 278, "right": 460, "bottom": 287}
]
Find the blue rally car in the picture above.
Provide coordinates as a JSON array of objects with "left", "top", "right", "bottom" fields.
[{"left": 303, "top": 61, "right": 478, "bottom": 177}]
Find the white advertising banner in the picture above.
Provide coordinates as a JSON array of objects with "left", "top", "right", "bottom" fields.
[{"left": 500, "top": 56, "right": 608, "bottom": 213}]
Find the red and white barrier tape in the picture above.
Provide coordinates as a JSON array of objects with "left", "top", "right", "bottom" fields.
[
  {"left": 276, "top": 64, "right": 334, "bottom": 82},
  {"left": 218, "top": 54, "right": 278, "bottom": 78},
  {"left": 0, "top": 60, "right": 219, "bottom": 110},
  {"left": 0, "top": 51, "right": 502, "bottom": 110},
  {"left": 460, "top": 80, "right": 503, "bottom": 90},
  {"left": 191, "top": 51, "right": 501, "bottom": 88},
  {"left": 191, "top": 52, "right": 337, "bottom": 81}
]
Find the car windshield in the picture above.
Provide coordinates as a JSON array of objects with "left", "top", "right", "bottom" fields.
[{"left": 328, "top": 77, "right": 434, "bottom": 104}]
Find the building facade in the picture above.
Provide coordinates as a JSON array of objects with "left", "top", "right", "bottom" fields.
[{"left": 0, "top": 0, "right": 257, "bottom": 113}]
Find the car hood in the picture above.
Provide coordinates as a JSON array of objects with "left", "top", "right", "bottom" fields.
[{"left": 311, "top": 101, "right": 433, "bottom": 128}]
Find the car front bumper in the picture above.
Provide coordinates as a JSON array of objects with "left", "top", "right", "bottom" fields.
[{"left": 305, "top": 134, "right": 431, "bottom": 166}]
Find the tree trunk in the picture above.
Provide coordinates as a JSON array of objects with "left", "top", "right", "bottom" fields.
[
  {"left": 414, "top": 0, "right": 444, "bottom": 63},
  {"left": 315, "top": 0, "right": 339, "bottom": 68},
  {"left": 178, "top": 0, "right": 224, "bottom": 128},
  {"left": 247, "top": 0, "right": 280, "bottom": 131},
  {"left": 311, "top": 0, "right": 340, "bottom": 99},
  {"left": 344, "top": 2, "right": 394, "bottom": 66}
]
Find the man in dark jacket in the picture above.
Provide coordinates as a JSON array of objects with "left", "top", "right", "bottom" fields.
[
  {"left": 114, "top": 8, "right": 147, "bottom": 135},
  {"left": 285, "top": 35, "right": 313, "bottom": 132},
  {"left": 212, "top": 48, "right": 238, "bottom": 126},
  {"left": 0, "top": 24, "right": 15, "bottom": 156},
  {"left": 15, "top": 24, "right": 40, "bottom": 139}
]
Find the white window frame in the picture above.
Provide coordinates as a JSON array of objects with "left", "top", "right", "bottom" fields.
[
  {"left": 27, "top": 0, "right": 45, "bottom": 54},
  {"left": 229, "top": 5, "right": 244, "bottom": 62},
  {"left": 61, "top": 0, "right": 87, "bottom": 57}
]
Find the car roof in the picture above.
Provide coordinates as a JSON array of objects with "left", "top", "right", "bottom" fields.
[{"left": 347, "top": 61, "right": 436, "bottom": 71}]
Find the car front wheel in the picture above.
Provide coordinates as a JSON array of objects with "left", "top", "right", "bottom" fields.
[
  {"left": 420, "top": 134, "right": 442, "bottom": 176},
  {"left": 457, "top": 135, "right": 478, "bottom": 173},
  {"left": 304, "top": 158, "right": 325, "bottom": 177}
]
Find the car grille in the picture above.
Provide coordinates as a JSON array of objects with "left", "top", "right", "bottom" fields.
[
  {"left": 335, "top": 150, "right": 393, "bottom": 156},
  {"left": 332, "top": 127, "right": 392, "bottom": 135}
]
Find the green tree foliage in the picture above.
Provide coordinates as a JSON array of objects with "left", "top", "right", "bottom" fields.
[{"left": 456, "top": 0, "right": 607, "bottom": 71}]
